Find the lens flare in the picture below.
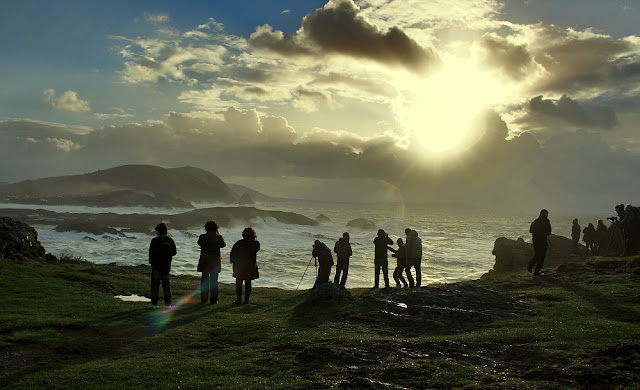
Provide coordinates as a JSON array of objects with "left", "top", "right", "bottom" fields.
[{"left": 144, "top": 288, "right": 201, "bottom": 335}]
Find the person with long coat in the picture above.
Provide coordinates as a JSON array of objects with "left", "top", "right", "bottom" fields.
[
  {"left": 527, "top": 209, "right": 552, "bottom": 276},
  {"left": 197, "top": 220, "right": 226, "bottom": 304},
  {"left": 230, "top": 227, "right": 260, "bottom": 304}
]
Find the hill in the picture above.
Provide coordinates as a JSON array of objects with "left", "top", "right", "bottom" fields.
[{"left": 0, "top": 165, "right": 238, "bottom": 206}]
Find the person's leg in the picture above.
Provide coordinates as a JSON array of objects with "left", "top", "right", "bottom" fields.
[
  {"left": 534, "top": 245, "right": 548, "bottom": 274},
  {"left": 200, "top": 271, "right": 210, "bottom": 303},
  {"left": 405, "top": 261, "right": 414, "bottom": 288},
  {"left": 415, "top": 259, "right": 422, "bottom": 287},
  {"left": 234, "top": 278, "right": 242, "bottom": 304},
  {"left": 334, "top": 260, "right": 342, "bottom": 284},
  {"left": 244, "top": 280, "right": 252, "bottom": 303},
  {"left": 150, "top": 269, "right": 160, "bottom": 306},
  {"left": 527, "top": 250, "right": 538, "bottom": 273},
  {"left": 393, "top": 265, "right": 401, "bottom": 287},
  {"left": 161, "top": 271, "right": 171, "bottom": 305},
  {"left": 211, "top": 271, "right": 219, "bottom": 304},
  {"left": 374, "top": 262, "right": 380, "bottom": 288},
  {"left": 382, "top": 261, "right": 389, "bottom": 288},
  {"left": 341, "top": 259, "right": 349, "bottom": 286}
]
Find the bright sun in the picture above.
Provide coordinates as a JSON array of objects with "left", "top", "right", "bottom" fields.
[{"left": 397, "top": 56, "right": 513, "bottom": 160}]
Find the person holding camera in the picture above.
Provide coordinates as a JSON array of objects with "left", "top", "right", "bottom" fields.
[
  {"left": 333, "top": 232, "right": 352, "bottom": 286},
  {"left": 312, "top": 240, "right": 333, "bottom": 289},
  {"left": 373, "top": 229, "right": 393, "bottom": 288}
]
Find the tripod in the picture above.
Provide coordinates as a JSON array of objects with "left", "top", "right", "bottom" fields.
[
  {"left": 296, "top": 256, "right": 317, "bottom": 290},
  {"left": 604, "top": 223, "right": 626, "bottom": 257}
]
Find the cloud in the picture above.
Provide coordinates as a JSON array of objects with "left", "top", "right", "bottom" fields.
[
  {"left": 281, "top": 9, "right": 291, "bottom": 15},
  {"left": 145, "top": 13, "right": 170, "bottom": 24},
  {"left": 525, "top": 95, "right": 618, "bottom": 130},
  {"left": 43, "top": 89, "right": 91, "bottom": 112},
  {"left": 476, "top": 33, "right": 539, "bottom": 80},
  {"left": 250, "top": 0, "right": 440, "bottom": 73}
]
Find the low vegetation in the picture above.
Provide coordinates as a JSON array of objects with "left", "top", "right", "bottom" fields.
[{"left": 1, "top": 255, "right": 639, "bottom": 389}]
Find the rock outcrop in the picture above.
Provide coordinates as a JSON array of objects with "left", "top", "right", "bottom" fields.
[
  {"left": 0, "top": 217, "right": 46, "bottom": 259},
  {"left": 484, "top": 234, "right": 583, "bottom": 277},
  {"left": 237, "top": 193, "right": 254, "bottom": 205},
  {"left": 315, "top": 214, "right": 331, "bottom": 223},
  {"left": 299, "top": 283, "right": 353, "bottom": 308},
  {"left": 346, "top": 218, "right": 376, "bottom": 230}
]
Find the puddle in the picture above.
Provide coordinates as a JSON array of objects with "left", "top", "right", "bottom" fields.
[{"left": 115, "top": 294, "right": 150, "bottom": 302}]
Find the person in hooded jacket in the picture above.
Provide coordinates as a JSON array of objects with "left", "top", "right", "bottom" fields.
[
  {"left": 333, "top": 232, "right": 352, "bottom": 286},
  {"left": 197, "top": 220, "right": 226, "bottom": 304},
  {"left": 230, "top": 227, "right": 260, "bottom": 304},
  {"left": 148, "top": 223, "right": 177, "bottom": 309},
  {"left": 404, "top": 229, "right": 422, "bottom": 288},
  {"left": 313, "top": 240, "right": 334, "bottom": 289},
  {"left": 373, "top": 229, "right": 393, "bottom": 288}
]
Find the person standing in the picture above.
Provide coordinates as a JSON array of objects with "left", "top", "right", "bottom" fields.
[
  {"left": 148, "top": 223, "right": 177, "bottom": 309},
  {"left": 571, "top": 218, "right": 581, "bottom": 253},
  {"left": 312, "top": 240, "right": 333, "bottom": 288},
  {"left": 595, "top": 219, "right": 607, "bottom": 255},
  {"left": 230, "top": 227, "right": 260, "bottom": 305},
  {"left": 527, "top": 209, "right": 552, "bottom": 276},
  {"left": 388, "top": 238, "right": 408, "bottom": 288},
  {"left": 404, "top": 229, "right": 423, "bottom": 288},
  {"left": 333, "top": 232, "right": 352, "bottom": 286},
  {"left": 373, "top": 229, "right": 392, "bottom": 288},
  {"left": 197, "top": 220, "right": 226, "bottom": 304}
]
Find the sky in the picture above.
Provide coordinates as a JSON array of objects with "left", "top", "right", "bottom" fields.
[{"left": 1, "top": 0, "right": 639, "bottom": 214}]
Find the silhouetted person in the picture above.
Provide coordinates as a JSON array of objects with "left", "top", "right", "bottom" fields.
[
  {"left": 595, "top": 219, "right": 607, "bottom": 254},
  {"left": 333, "top": 232, "right": 352, "bottom": 286},
  {"left": 230, "top": 227, "right": 260, "bottom": 304},
  {"left": 312, "top": 240, "right": 333, "bottom": 289},
  {"left": 197, "top": 220, "right": 226, "bottom": 304},
  {"left": 373, "top": 229, "right": 392, "bottom": 288},
  {"left": 404, "top": 228, "right": 423, "bottom": 287},
  {"left": 615, "top": 204, "right": 626, "bottom": 221},
  {"left": 148, "top": 223, "right": 177, "bottom": 309},
  {"left": 583, "top": 223, "right": 596, "bottom": 254},
  {"left": 621, "top": 204, "right": 640, "bottom": 255},
  {"left": 527, "top": 209, "right": 551, "bottom": 276},
  {"left": 571, "top": 218, "right": 581, "bottom": 253},
  {"left": 388, "top": 238, "right": 408, "bottom": 288}
]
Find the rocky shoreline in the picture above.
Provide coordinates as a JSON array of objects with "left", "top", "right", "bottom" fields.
[{"left": 0, "top": 206, "right": 318, "bottom": 235}]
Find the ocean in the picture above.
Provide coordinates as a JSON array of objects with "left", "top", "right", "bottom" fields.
[{"left": 4, "top": 201, "right": 599, "bottom": 290}]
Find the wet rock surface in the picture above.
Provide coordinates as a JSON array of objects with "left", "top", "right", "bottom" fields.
[
  {"left": 0, "top": 217, "right": 46, "bottom": 259},
  {"left": 349, "top": 284, "right": 530, "bottom": 335},
  {"left": 346, "top": 218, "right": 376, "bottom": 230}
]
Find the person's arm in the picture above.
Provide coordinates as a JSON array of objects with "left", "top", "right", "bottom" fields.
[{"left": 219, "top": 235, "right": 226, "bottom": 248}]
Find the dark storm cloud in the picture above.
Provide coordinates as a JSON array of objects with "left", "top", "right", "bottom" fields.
[
  {"left": 525, "top": 95, "right": 618, "bottom": 130},
  {"left": 527, "top": 25, "right": 640, "bottom": 94},
  {"left": 478, "top": 33, "right": 537, "bottom": 80},
  {"left": 250, "top": 0, "right": 440, "bottom": 73}
]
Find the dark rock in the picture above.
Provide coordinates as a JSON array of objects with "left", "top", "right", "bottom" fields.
[
  {"left": 82, "top": 236, "right": 98, "bottom": 242},
  {"left": 315, "top": 214, "right": 331, "bottom": 223},
  {"left": 346, "top": 218, "right": 376, "bottom": 230},
  {"left": 0, "top": 217, "right": 46, "bottom": 259},
  {"left": 45, "top": 253, "right": 58, "bottom": 262},
  {"left": 301, "top": 283, "right": 354, "bottom": 307},
  {"left": 237, "top": 192, "right": 254, "bottom": 205},
  {"left": 484, "top": 234, "right": 579, "bottom": 276},
  {"left": 55, "top": 220, "right": 121, "bottom": 236}
]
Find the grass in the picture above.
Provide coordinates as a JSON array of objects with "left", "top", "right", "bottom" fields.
[{"left": 1, "top": 254, "right": 640, "bottom": 389}]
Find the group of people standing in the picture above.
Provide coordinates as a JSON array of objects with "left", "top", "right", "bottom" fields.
[
  {"left": 571, "top": 203, "right": 640, "bottom": 257},
  {"left": 311, "top": 227, "right": 424, "bottom": 290},
  {"left": 148, "top": 221, "right": 260, "bottom": 308}
]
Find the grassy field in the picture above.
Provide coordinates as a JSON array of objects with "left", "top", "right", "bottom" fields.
[{"left": 1, "top": 254, "right": 639, "bottom": 389}]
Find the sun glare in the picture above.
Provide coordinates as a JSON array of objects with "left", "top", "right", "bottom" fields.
[{"left": 397, "top": 57, "right": 513, "bottom": 160}]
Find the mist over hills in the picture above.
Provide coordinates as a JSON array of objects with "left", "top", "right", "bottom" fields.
[{"left": 0, "top": 165, "right": 272, "bottom": 208}]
